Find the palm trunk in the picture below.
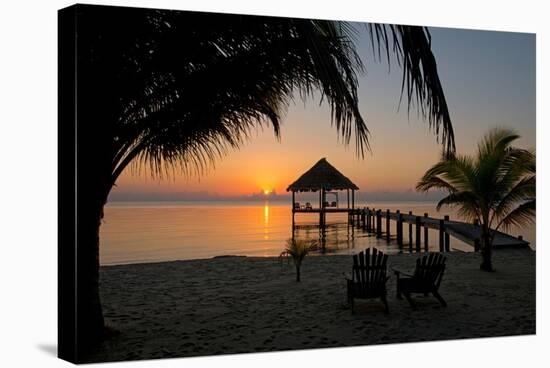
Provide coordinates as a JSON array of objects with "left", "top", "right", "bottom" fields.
[
  {"left": 480, "top": 223, "right": 493, "bottom": 272},
  {"left": 76, "top": 194, "right": 107, "bottom": 359},
  {"left": 74, "top": 55, "right": 120, "bottom": 360}
]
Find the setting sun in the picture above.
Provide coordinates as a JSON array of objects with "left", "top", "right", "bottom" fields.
[{"left": 263, "top": 189, "right": 270, "bottom": 195}]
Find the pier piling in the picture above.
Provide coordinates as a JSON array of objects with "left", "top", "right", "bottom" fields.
[
  {"left": 291, "top": 205, "right": 528, "bottom": 253},
  {"left": 444, "top": 215, "right": 450, "bottom": 251},
  {"left": 396, "top": 210, "right": 403, "bottom": 246},
  {"left": 365, "top": 207, "right": 370, "bottom": 232},
  {"left": 415, "top": 216, "right": 421, "bottom": 252},
  {"left": 424, "top": 213, "right": 429, "bottom": 251},
  {"left": 439, "top": 219, "right": 445, "bottom": 252},
  {"left": 408, "top": 211, "right": 413, "bottom": 252},
  {"left": 386, "top": 209, "right": 391, "bottom": 243},
  {"left": 376, "top": 209, "right": 382, "bottom": 238}
]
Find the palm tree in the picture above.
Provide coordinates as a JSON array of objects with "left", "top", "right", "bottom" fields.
[
  {"left": 416, "top": 128, "right": 535, "bottom": 271},
  {"left": 69, "top": 4, "right": 455, "bottom": 354},
  {"left": 280, "top": 239, "right": 318, "bottom": 282}
]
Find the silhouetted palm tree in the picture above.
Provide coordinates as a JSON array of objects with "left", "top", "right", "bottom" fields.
[
  {"left": 72, "top": 4, "right": 455, "bottom": 353},
  {"left": 416, "top": 128, "right": 535, "bottom": 271}
]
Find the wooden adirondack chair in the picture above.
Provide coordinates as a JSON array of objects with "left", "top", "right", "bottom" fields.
[
  {"left": 394, "top": 252, "right": 447, "bottom": 309},
  {"left": 346, "top": 248, "right": 389, "bottom": 314}
]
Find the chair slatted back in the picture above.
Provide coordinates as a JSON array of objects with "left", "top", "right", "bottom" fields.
[
  {"left": 352, "top": 248, "right": 388, "bottom": 295},
  {"left": 413, "top": 253, "right": 446, "bottom": 290}
]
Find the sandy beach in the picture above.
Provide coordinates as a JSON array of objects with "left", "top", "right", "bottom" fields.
[{"left": 87, "top": 248, "right": 535, "bottom": 362}]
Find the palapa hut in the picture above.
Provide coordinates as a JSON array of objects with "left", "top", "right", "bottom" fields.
[{"left": 287, "top": 158, "right": 359, "bottom": 227}]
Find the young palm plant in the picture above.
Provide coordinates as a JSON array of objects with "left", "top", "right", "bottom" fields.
[
  {"left": 280, "top": 239, "right": 318, "bottom": 282},
  {"left": 416, "top": 128, "right": 535, "bottom": 271}
]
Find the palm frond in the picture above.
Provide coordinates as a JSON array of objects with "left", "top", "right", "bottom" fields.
[
  {"left": 436, "top": 192, "right": 481, "bottom": 222},
  {"left": 493, "top": 148, "right": 535, "bottom": 192},
  {"left": 492, "top": 175, "right": 535, "bottom": 225},
  {"left": 78, "top": 6, "right": 455, "bottom": 182},
  {"left": 436, "top": 191, "right": 478, "bottom": 209},
  {"left": 109, "top": 14, "right": 372, "bottom": 178},
  {"left": 416, "top": 155, "right": 477, "bottom": 194},
  {"left": 280, "top": 239, "right": 318, "bottom": 266},
  {"left": 417, "top": 127, "right": 535, "bottom": 239},
  {"left": 477, "top": 127, "right": 520, "bottom": 160},
  {"left": 368, "top": 24, "right": 455, "bottom": 156},
  {"left": 416, "top": 169, "right": 457, "bottom": 193},
  {"left": 496, "top": 199, "right": 536, "bottom": 232}
]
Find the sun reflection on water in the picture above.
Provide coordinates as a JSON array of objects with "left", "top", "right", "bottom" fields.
[{"left": 264, "top": 202, "right": 270, "bottom": 240}]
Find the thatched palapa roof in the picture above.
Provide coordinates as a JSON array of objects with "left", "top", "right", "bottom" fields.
[{"left": 286, "top": 158, "right": 359, "bottom": 192}]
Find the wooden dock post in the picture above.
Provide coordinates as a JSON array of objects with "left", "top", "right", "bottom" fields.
[
  {"left": 371, "top": 208, "right": 375, "bottom": 233},
  {"left": 361, "top": 209, "right": 366, "bottom": 229},
  {"left": 424, "top": 213, "right": 429, "bottom": 251},
  {"left": 351, "top": 189, "right": 359, "bottom": 226},
  {"left": 291, "top": 189, "right": 296, "bottom": 239},
  {"left": 366, "top": 208, "right": 371, "bottom": 232},
  {"left": 366, "top": 207, "right": 371, "bottom": 233},
  {"left": 439, "top": 219, "right": 445, "bottom": 252},
  {"left": 386, "top": 209, "right": 391, "bottom": 243},
  {"left": 396, "top": 210, "right": 403, "bottom": 246},
  {"left": 291, "top": 191, "right": 295, "bottom": 228},
  {"left": 444, "top": 215, "right": 450, "bottom": 251},
  {"left": 376, "top": 209, "right": 382, "bottom": 238},
  {"left": 374, "top": 208, "right": 378, "bottom": 233},
  {"left": 408, "top": 211, "right": 413, "bottom": 251},
  {"left": 415, "top": 216, "right": 421, "bottom": 252},
  {"left": 320, "top": 189, "right": 325, "bottom": 227}
]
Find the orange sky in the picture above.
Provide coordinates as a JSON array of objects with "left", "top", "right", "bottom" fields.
[
  {"left": 114, "top": 109, "right": 442, "bottom": 196},
  {"left": 110, "top": 27, "right": 535, "bottom": 200}
]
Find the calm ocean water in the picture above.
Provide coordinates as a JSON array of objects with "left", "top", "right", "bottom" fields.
[{"left": 100, "top": 201, "right": 536, "bottom": 265}]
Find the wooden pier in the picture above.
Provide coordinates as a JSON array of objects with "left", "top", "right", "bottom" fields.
[
  {"left": 346, "top": 207, "right": 529, "bottom": 252},
  {"left": 286, "top": 158, "right": 528, "bottom": 253}
]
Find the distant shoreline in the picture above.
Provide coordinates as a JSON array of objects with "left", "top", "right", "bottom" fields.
[
  {"left": 106, "top": 192, "right": 448, "bottom": 204},
  {"left": 105, "top": 199, "right": 445, "bottom": 208}
]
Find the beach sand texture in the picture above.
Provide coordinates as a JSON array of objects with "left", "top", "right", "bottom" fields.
[{"left": 87, "top": 249, "right": 535, "bottom": 362}]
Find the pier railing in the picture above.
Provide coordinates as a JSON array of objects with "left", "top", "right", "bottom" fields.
[{"left": 347, "top": 207, "right": 528, "bottom": 252}]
